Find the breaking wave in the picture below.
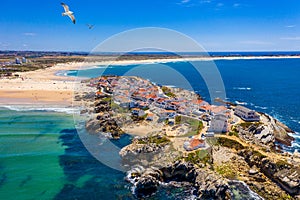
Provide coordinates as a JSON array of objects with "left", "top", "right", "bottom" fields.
[
  {"left": 0, "top": 105, "right": 79, "bottom": 114},
  {"left": 233, "top": 87, "right": 252, "bottom": 91}
]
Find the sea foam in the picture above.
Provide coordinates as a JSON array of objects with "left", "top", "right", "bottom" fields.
[
  {"left": 1, "top": 105, "right": 80, "bottom": 114},
  {"left": 233, "top": 87, "right": 252, "bottom": 91}
]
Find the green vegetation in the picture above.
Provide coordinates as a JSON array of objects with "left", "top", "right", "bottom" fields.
[
  {"left": 231, "top": 126, "right": 238, "bottom": 132},
  {"left": 228, "top": 131, "right": 239, "bottom": 137},
  {"left": 132, "top": 114, "right": 148, "bottom": 121},
  {"left": 252, "top": 150, "right": 267, "bottom": 160},
  {"left": 102, "top": 97, "right": 112, "bottom": 103},
  {"left": 184, "top": 149, "right": 212, "bottom": 166},
  {"left": 175, "top": 115, "right": 182, "bottom": 124},
  {"left": 215, "top": 164, "right": 237, "bottom": 179},
  {"left": 278, "top": 194, "right": 293, "bottom": 200},
  {"left": 180, "top": 116, "right": 203, "bottom": 137},
  {"left": 110, "top": 101, "right": 128, "bottom": 113},
  {"left": 216, "top": 137, "right": 245, "bottom": 151},
  {"left": 136, "top": 135, "right": 171, "bottom": 145},
  {"left": 1, "top": 55, "right": 85, "bottom": 76},
  {"left": 161, "top": 86, "right": 176, "bottom": 97},
  {"left": 276, "top": 159, "right": 292, "bottom": 169},
  {"left": 239, "top": 122, "right": 263, "bottom": 129}
]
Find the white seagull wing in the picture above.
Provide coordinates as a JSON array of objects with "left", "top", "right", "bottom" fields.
[
  {"left": 68, "top": 14, "right": 76, "bottom": 24},
  {"left": 61, "top": 3, "right": 70, "bottom": 12}
]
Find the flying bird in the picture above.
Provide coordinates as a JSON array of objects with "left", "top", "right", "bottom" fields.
[
  {"left": 86, "top": 24, "right": 95, "bottom": 30},
  {"left": 61, "top": 3, "right": 75, "bottom": 24}
]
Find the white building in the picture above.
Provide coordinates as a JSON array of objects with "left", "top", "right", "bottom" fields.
[
  {"left": 234, "top": 105, "right": 260, "bottom": 122},
  {"left": 15, "top": 58, "right": 21, "bottom": 64},
  {"left": 22, "top": 57, "right": 27, "bottom": 63},
  {"left": 208, "top": 114, "right": 228, "bottom": 133}
]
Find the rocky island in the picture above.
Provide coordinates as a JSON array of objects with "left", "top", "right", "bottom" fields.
[{"left": 75, "top": 75, "right": 300, "bottom": 200}]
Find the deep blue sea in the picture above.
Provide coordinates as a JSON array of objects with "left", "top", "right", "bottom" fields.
[
  {"left": 1, "top": 58, "right": 300, "bottom": 199},
  {"left": 68, "top": 58, "right": 300, "bottom": 151}
]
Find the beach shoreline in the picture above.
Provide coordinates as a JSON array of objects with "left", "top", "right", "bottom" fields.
[{"left": 1, "top": 55, "right": 300, "bottom": 106}]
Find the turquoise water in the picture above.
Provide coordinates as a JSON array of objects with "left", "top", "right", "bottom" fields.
[
  {"left": 1, "top": 58, "right": 300, "bottom": 199},
  {"left": 0, "top": 108, "right": 136, "bottom": 200},
  {"left": 0, "top": 109, "right": 72, "bottom": 199}
]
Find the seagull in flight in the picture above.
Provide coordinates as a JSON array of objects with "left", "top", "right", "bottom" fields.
[
  {"left": 86, "top": 24, "right": 95, "bottom": 29},
  {"left": 61, "top": 3, "right": 75, "bottom": 24}
]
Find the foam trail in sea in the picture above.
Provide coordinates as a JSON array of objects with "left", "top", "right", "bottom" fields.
[
  {"left": 235, "top": 101, "right": 248, "bottom": 105},
  {"left": 254, "top": 105, "right": 268, "bottom": 110},
  {"left": 233, "top": 87, "right": 252, "bottom": 91},
  {"left": 1, "top": 105, "right": 80, "bottom": 114}
]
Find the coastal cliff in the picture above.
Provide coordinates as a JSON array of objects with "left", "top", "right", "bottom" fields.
[
  {"left": 77, "top": 75, "right": 299, "bottom": 199},
  {"left": 235, "top": 113, "right": 295, "bottom": 149},
  {"left": 121, "top": 134, "right": 300, "bottom": 199}
]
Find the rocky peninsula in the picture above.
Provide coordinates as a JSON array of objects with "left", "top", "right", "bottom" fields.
[{"left": 75, "top": 75, "right": 300, "bottom": 200}]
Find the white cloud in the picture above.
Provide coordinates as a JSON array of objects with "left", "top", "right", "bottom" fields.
[
  {"left": 181, "top": 0, "right": 190, "bottom": 3},
  {"left": 280, "top": 37, "right": 300, "bottom": 40},
  {"left": 23, "top": 32, "right": 36, "bottom": 36},
  {"left": 233, "top": 3, "right": 240, "bottom": 7},
  {"left": 217, "top": 3, "right": 224, "bottom": 7},
  {"left": 285, "top": 25, "right": 296, "bottom": 28}
]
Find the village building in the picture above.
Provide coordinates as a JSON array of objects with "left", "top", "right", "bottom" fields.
[
  {"left": 146, "top": 113, "right": 154, "bottom": 121},
  {"left": 183, "top": 138, "right": 206, "bottom": 151},
  {"left": 131, "top": 108, "right": 145, "bottom": 117},
  {"left": 234, "top": 105, "right": 260, "bottom": 122},
  {"left": 205, "top": 132, "right": 215, "bottom": 137},
  {"left": 160, "top": 110, "right": 177, "bottom": 119},
  {"left": 208, "top": 114, "right": 228, "bottom": 133}
]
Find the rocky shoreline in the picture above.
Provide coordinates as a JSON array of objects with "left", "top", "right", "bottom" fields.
[
  {"left": 75, "top": 75, "right": 300, "bottom": 199},
  {"left": 120, "top": 135, "right": 299, "bottom": 199}
]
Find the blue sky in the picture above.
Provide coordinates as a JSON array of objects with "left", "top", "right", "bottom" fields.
[{"left": 1, "top": 0, "right": 300, "bottom": 52}]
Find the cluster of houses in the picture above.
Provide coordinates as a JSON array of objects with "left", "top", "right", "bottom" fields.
[
  {"left": 1, "top": 57, "right": 27, "bottom": 67},
  {"left": 94, "top": 76, "right": 261, "bottom": 151}
]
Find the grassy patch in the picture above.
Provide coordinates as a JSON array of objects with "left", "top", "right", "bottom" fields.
[
  {"left": 102, "top": 97, "right": 112, "bottom": 102},
  {"left": 136, "top": 135, "right": 170, "bottom": 145},
  {"left": 228, "top": 131, "right": 239, "bottom": 137},
  {"left": 239, "top": 122, "right": 263, "bottom": 129},
  {"left": 216, "top": 137, "right": 245, "bottom": 151},
  {"left": 175, "top": 115, "right": 182, "bottom": 125},
  {"left": 215, "top": 164, "right": 237, "bottom": 179},
  {"left": 184, "top": 149, "right": 212, "bottom": 166},
  {"left": 180, "top": 116, "right": 203, "bottom": 137},
  {"left": 111, "top": 101, "right": 128, "bottom": 113},
  {"left": 162, "top": 86, "right": 176, "bottom": 97}
]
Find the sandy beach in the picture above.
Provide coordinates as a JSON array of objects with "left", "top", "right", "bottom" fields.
[
  {"left": 0, "top": 63, "right": 80, "bottom": 105},
  {"left": 1, "top": 55, "right": 300, "bottom": 106}
]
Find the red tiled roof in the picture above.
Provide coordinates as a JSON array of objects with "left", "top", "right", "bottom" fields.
[
  {"left": 200, "top": 105, "right": 211, "bottom": 111},
  {"left": 190, "top": 139, "right": 205, "bottom": 149}
]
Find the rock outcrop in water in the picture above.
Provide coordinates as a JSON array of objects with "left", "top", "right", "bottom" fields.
[
  {"left": 126, "top": 161, "right": 232, "bottom": 199},
  {"left": 235, "top": 113, "right": 295, "bottom": 150}
]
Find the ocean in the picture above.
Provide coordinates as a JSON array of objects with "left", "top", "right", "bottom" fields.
[
  {"left": 0, "top": 58, "right": 300, "bottom": 199},
  {"left": 68, "top": 58, "right": 300, "bottom": 151}
]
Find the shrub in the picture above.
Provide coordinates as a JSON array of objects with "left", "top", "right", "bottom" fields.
[{"left": 215, "top": 164, "right": 237, "bottom": 179}]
